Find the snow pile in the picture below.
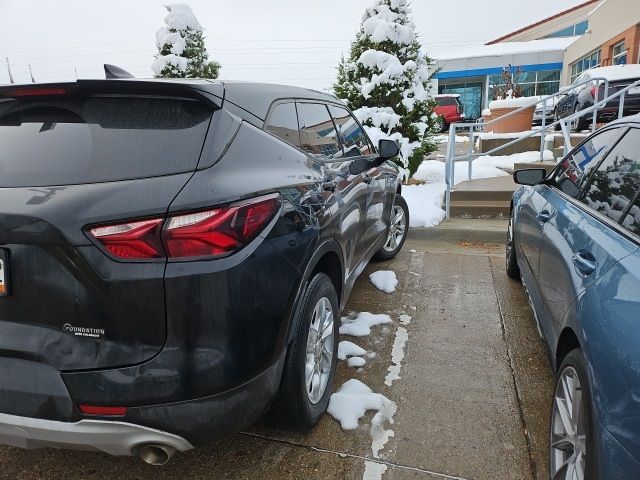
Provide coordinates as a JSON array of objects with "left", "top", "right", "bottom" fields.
[
  {"left": 338, "top": 341, "right": 368, "bottom": 368},
  {"left": 433, "top": 134, "right": 468, "bottom": 144},
  {"left": 413, "top": 160, "right": 508, "bottom": 185},
  {"left": 340, "top": 312, "right": 393, "bottom": 337},
  {"left": 327, "top": 379, "right": 397, "bottom": 430},
  {"left": 489, "top": 96, "right": 539, "bottom": 110},
  {"left": 161, "top": 3, "right": 202, "bottom": 31},
  {"left": 475, "top": 150, "right": 554, "bottom": 170},
  {"left": 369, "top": 270, "right": 398, "bottom": 293},
  {"left": 403, "top": 182, "right": 446, "bottom": 227}
]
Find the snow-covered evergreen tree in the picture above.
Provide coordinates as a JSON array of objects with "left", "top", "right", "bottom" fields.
[
  {"left": 152, "top": 4, "right": 220, "bottom": 79},
  {"left": 333, "top": 0, "right": 438, "bottom": 177}
]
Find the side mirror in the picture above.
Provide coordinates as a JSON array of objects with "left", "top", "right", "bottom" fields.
[
  {"left": 378, "top": 139, "right": 400, "bottom": 160},
  {"left": 513, "top": 168, "right": 547, "bottom": 186}
]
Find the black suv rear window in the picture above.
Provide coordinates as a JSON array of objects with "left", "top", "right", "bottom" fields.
[{"left": 0, "top": 96, "right": 212, "bottom": 187}]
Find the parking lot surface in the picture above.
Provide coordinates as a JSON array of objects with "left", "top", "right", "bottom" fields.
[{"left": 0, "top": 220, "right": 554, "bottom": 480}]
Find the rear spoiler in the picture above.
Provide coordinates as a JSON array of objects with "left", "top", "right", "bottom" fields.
[{"left": 0, "top": 79, "right": 224, "bottom": 108}]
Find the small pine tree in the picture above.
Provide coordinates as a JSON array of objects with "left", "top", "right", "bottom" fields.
[
  {"left": 152, "top": 4, "right": 220, "bottom": 79},
  {"left": 333, "top": 0, "right": 439, "bottom": 178}
]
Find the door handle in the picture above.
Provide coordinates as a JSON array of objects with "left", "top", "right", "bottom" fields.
[
  {"left": 362, "top": 174, "right": 373, "bottom": 184},
  {"left": 572, "top": 251, "right": 597, "bottom": 276},
  {"left": 537, "top": 210, "right": 551, "bottom": 223}
]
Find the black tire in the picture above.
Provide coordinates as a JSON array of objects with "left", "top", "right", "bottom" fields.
[
  {"left": 572, "top": 104, "right": 587, "bottom": 132},
  {"left": 549, "top": 348, "right": 598, "bottom": 479},
  {"left": 268, "top": 272, "right": 339, "bottom": 428},
  {"left": 506, "top": 209, "right": 520, "bottom": 280},
  {"left": 437, "top": 116, "right": 448, "bottom": 133},
  {"left": 374, "top": 194, "right": 409, "bottom": 261}
]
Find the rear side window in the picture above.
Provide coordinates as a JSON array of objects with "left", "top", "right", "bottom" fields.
[
  {"left": 296, "top": 102, "right": 342, "bottom": 160},
  {"left": 582, "top": 128, "right": 640, "bottom": 224},
  {"left": 0, "top": 96, "right": 212, "bottom": 187},
  {"left": 436, "top": 97, "right": 457, "bottom": 106},
  {"left": 550, "top": 128, "right": 623, "bottom": 198},
  {"left": 265, "top": 102, "right": 300, "bottom": 146},
  {"left": 328, "top": 105, "right": 373, "bottom": 157}
]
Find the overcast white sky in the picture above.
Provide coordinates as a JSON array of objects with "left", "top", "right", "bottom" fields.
[{"left": 0, "top": 0, "right": 585, "bottom": 89}]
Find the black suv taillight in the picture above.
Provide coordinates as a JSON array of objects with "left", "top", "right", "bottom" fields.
[{"left": 88, "top": 194, "right": 280, "bottom": 260}]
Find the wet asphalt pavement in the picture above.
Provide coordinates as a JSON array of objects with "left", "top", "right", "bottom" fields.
[{"left": 0, "top": 220, "right": 554, "bottom": 480}]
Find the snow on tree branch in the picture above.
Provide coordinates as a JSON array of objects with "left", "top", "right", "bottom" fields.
[
  {"left": 152, "top": 3, "right": 220, "bottom": 79},
  {"left": 333, "top": 0, "right": 438, "bottom": 178}
]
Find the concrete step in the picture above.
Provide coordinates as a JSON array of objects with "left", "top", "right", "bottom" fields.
[
  {"left": 513, "top": 161, "right": 558, "bottom": 175},
  {"left": 450, "top": 200, "right": 510, "bottom": 219},
  {"left": 553, "top": 147, "right": 565, "bottom": 159},
  {"left": 451, "top": 188, "right": 515, "bottom": 202}
]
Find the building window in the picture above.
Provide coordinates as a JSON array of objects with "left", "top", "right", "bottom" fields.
[
  {"left": 570, "top": 50, "right": 601, "bottom": 83},
  {"left": 545, "top": 20, "right": 588, "bottom": 38},
  {"left": 488, "top": 69, "right": 561, "bottom": 99},
  {"left": 612, "top": 41, "right": 627, "bottom": 65}
]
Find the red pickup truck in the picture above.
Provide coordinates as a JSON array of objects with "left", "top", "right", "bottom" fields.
[{"left": 434, "top": 94, "right": 465, "bottom": 132}]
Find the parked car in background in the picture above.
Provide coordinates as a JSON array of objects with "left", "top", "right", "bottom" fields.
[
  {"left": 507, "top": 115, "right": 640, "bottom": 478},
  {"left": 434, "top": 94, "right": 465, "bottom": 132},
  {"left": 0, "top": 78, "right": 408, "bottom": 464},
  {"left": 532, "top": 97, "right": 558, "bottom": 126},
  {"left": 555, "top": 64, "right": 640, "bottom": 131}
]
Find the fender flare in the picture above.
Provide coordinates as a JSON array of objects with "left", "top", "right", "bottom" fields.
[{"left": 285, "top": 239, "right": 345, "bottom": 344}]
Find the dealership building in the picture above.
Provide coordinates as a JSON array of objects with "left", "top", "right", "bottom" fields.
[{"left": 433, "top": 0, "right": 640, "bottom": 120}]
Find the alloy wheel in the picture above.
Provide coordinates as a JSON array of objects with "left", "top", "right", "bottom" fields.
[
  {"left": 550, "top": 366, "right": 587, "bottom": 480},
  {"left": 305, "top": 296, "right": 335, "bottom": 404},
  {"left": 383, "top": 204, "right": 407, "bottom": 252}
]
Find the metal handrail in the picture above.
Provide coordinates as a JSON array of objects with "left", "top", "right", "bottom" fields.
[{"left": 444, "top": 76, "right": 640, "bottom": 218}]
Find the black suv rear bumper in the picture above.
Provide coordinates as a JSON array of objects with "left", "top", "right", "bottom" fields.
[{"left": 0, "top": 352, "right": 285, "bottom": 452}]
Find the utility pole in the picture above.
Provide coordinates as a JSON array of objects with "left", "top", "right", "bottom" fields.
[
  {"left": 29, "top": 64, "right": 35, "bottom": 83},
  {"left": 5, "top": 57, "right": 15, "bottom": 84}
]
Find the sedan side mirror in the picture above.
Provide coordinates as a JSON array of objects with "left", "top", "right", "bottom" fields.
[
  {"left": 513, "top": 168, "right": 547, "bottom": 186},
  {"left": 378, "top": 139, "right": 400, "bottom": 160}
]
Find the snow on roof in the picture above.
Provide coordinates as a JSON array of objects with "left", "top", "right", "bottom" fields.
[
  {"left": 436, "top": 36, "right": 579, "bottom": 61},
  {"left": 584, "top": 64, "right": 640, "bottom": 82}
]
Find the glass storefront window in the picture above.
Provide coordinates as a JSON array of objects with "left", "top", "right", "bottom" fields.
[{"left": 537, "top": 70, "right": 560, "bottom": 82}]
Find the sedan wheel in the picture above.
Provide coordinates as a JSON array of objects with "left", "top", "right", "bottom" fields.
[
  {"left": 375, "top": 194, "right": 409, "bottom": 261},
  {"left": 384, "top": 205, "right": 407, "bottom": 253},
  {"left": 506, "top": 210, "right": 520, "bottom": 280},
  {"left": 550, "top": 366, "right": 587, "bottom": 480},
  {"left": 305, "top": 297, "right": 335, "bottom": 404}
]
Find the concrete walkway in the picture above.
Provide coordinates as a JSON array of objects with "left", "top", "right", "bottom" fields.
[{"left": 0, "top": 221, "right": 553, "bottom": 480}]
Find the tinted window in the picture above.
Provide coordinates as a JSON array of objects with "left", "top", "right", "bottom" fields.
[
  {"left": 582, "top": 129, "right": 640, "bottom": 224},
  {"left": 550, "top": 128, "right": 623, "bottom": 198},
  {"left": 265, "top": 102, "right": 300, "bottom": 146},
  {"left": 328, "top": 105, "right": 372, "bottom": 157},
  {"left": 0, "top": 96, "right": 212, "bottom": 187},
  {"left": 436, "top": 97, "right": 457, "bottom": 106},
  {"left": 297, "top": 103, "right": 342, "bottom": 159}
]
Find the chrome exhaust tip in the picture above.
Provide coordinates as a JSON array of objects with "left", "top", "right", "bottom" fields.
[{"left": 138, "top": 444, "right": 177, "bottom": 466}]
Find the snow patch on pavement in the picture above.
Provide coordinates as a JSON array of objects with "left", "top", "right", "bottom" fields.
[
  {"left": 327, "top": 380, "right": 397, "bottom": 453},
  {"left": 338, "top": 341, "right": 368, "bottom": 368},
  {"left": 369, "top": 270, "right": 398, "bottom": 293},
  {"left": 399, "top": 314, "right": 412, "bottom": 326},
  {"left": 474, "top": 150, "right": 554, "bottom": 170},
  {"left": 340, "top": 312, "right": 393, "bottom": 337},
  {"left": 363, "top": 461, "right": 388, "bottom": 480},
  {"left": 384, "top": 326, "right": 408, "bottom": 386}
]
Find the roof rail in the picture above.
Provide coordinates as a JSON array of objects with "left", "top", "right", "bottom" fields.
[{"left": 104, "top": 64, "right": 134, "bottom": 79}]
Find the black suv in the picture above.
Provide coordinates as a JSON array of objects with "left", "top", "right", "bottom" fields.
[{"left": 0, "top": 78, "right": 408, "bottom": 464}]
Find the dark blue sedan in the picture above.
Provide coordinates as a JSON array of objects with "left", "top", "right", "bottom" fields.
[{"left": 508, "top": 116, "right": 640, "bottom": 479}]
